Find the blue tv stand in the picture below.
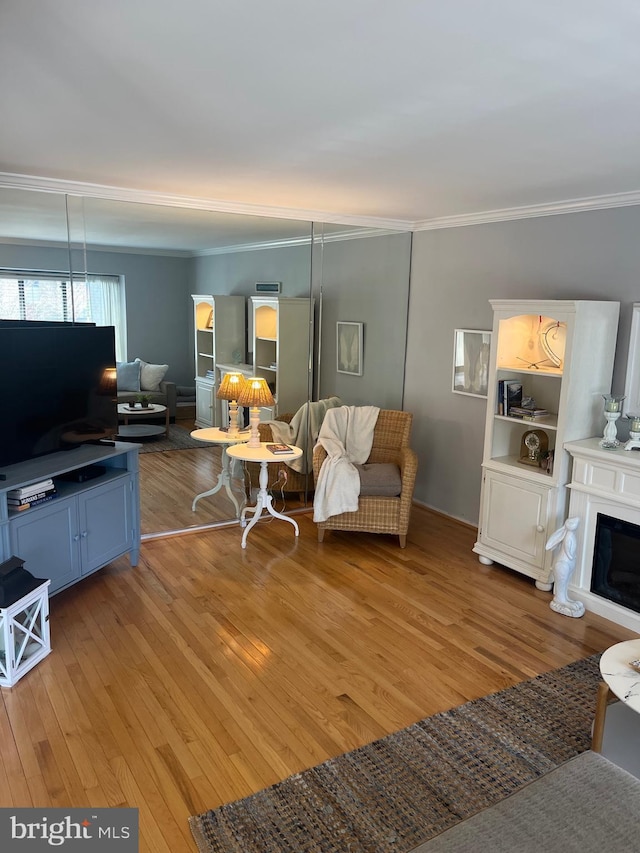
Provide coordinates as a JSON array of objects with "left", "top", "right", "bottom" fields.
[{"left": 0, "top": 442, "right": 140, "bottom": 596}]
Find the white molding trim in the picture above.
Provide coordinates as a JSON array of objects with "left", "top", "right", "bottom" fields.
[
  {"left": 3, "top": 171, "right": 640, "bottom": 236},
  {"left": 194, "top": 227, "right": 403, "bottom": 256},
  {"left": 0, "top": 172, "right": 412, "bottom": 232},
  {"left": 412, "top": 189, "right": 640, "bottom": 231},
  {"left": 0, "top": 235, "right": 192, "bottom": 258}
]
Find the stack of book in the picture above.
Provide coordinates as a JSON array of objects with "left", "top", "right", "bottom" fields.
[
  {"left": 509, "top": 406, "right": 549, "bottom": 420},
  {"left": 8, "top": 478, "right": 58, "bottom": 512}
]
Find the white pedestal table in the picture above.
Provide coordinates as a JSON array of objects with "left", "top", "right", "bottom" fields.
[
  {"left": 190, "top": 428, "right": 250, "bottom": 518},
  {"left": 226, "top": 442, "right": 303, "bottom": 548}
]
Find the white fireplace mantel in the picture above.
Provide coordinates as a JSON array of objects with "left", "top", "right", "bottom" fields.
[{"left": 566, "top": 438, "right": 640, "bottom": 633}]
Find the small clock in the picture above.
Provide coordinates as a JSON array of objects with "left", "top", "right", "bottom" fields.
[{"left": 519, "top": 429, "right": 549, "bottom": 466}]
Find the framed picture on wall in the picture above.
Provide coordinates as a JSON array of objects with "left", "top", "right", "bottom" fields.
[
  {"left": 452, "top": 329, "right": 491, "bottom": 398},
  {"left": 337, "top": 321, "right": 363, "bottom": 376}
]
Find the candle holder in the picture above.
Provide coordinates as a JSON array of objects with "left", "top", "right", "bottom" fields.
[
  {"left": 624, "top": 414, "right": 640, "bottom": 451},
  {"left": 600, "top": 394, "right": 626, "bottom": 449}
]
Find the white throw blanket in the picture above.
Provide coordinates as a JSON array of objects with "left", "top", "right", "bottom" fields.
[
  {"left": 267, "top": 397, "right": 343, "bottom": 473},
  {"left": 313, "top": 405, "right": 380, "bottom": 522}
]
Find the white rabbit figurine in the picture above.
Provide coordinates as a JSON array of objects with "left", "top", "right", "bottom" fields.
[{"left": 544, "top": 516, "right": 585, "bottom": 618}]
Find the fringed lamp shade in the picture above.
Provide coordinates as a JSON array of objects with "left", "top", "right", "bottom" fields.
[
  {"left": 236, "top": 377, "right": 275, "bottom": 447},
  {"left": 216, "top": 372, "right": 247, "bottom": 436}
]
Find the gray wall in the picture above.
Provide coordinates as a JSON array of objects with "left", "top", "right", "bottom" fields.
[
  {"left": 404, "top": 205, "right": 640, "bottom": 525},
  {"left": 317, "top": 232, "right": 412, "bottom": 408},
  {"left": 192, "top": 244, "right": 312, "bottom": 297}
]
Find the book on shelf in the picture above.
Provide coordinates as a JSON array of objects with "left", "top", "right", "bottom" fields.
[
  {"left": 8, "top": 478, "right": 54, "bottom": 499},
  {"left": 267, "top": 443, "right": 294, "bottom": 454},
  {"left": 8, "top": 487, "right": 57, "bottom": 506},
  {"left": 8, "top": 493, "right": 58, "bottom": 512},
  {"left": 505, "top": 381, "right": 523, "bottom": 415}
]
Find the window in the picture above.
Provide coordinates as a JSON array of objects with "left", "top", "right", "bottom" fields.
[{"left": 0, "top": 272, "right": 126, "bottom": 360}]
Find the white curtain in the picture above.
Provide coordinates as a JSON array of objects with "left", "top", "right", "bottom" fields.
[{"left": 85, "top": 276, "right": 126, "bottom": 362}]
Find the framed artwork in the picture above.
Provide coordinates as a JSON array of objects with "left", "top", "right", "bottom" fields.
[
  {"left": 452, "top": 329, "right": 492, "bottom": 398},
  {"left": 206, "top": 309, "right": 213, "bottom": 329},
  {"left": 624, "top": 302, "right": 640, "bottom": 414},
  {"left": 337, "top": 321, "right": 363, "bottom": 376}
]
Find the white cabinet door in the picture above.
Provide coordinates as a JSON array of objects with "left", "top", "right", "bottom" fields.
[
  {"left": 195, "top": 379, "right": 216, "bottom": 427},
  {"left": 478, "top": 469, "right": 552, "bottom": 576}
]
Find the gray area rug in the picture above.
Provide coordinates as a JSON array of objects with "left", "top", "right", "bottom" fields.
[
  {"left": 410, "top": 750, "right": 640, "bottom": 853},
  {"left": 190, "top": 655, "right": 602, "bottom": 853},
  {"left": 123, "top": 424, "right": 207, "bottom": 453}
]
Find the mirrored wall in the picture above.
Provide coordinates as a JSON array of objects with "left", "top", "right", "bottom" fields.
[{"left": 0, "top": 185, "right": 412, "bottom": 538}]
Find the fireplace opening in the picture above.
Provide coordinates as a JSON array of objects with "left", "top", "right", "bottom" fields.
[{"left": 591, "top": 512, "right": 640, "bottom": 614}]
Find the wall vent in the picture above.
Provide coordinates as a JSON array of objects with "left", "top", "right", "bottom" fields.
[{"left": 255, "top": 281, "right": 281, "bottom": 293}]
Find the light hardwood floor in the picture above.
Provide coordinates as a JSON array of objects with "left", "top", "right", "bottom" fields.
[
  {"left": 0, "top": 504, "right": 634, "bottom": 852},
  {"left": 138, "top": 419, "right": 305, "bottom": 534}
]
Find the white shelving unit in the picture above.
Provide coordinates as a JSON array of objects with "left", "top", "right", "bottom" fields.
[
  {"left": 473, "top": 299, "right": 620, "bottom": 590},
  {"left": 250, "top": 296, "right": 313, "bottom": 417},
  {"left": 192, "top": 295, "right": 246, "bottom": 428}
]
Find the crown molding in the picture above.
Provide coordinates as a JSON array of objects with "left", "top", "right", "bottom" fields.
[
  {"left": 3, "top": 171, "right": 640, "bottom": 237},
  {"left": 412, "top": 189, "right": 640, "bottom": 231},
  {"left": 0, "top": 172, "right": 412, "bottom": 232},
  {"left": 195, "top": 227, "right": 403, "bottom": 256}
]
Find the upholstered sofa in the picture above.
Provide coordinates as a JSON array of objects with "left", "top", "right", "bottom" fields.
[{"left": 116, "top": 358, "right": 177, "bottom": 419}]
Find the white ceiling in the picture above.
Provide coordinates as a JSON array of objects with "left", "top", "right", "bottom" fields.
[{"left": 2, "top": 0, "right": 640, "bottom": 232}]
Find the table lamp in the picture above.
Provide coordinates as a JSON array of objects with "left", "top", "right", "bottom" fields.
[
  {"left": 236, "top": 377, "right": 275, "bottom": 447},
  {"left": 216, "top": 372, "right": 247, "bottom": 437}
]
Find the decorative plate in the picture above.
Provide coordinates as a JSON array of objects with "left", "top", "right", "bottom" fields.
[{"left": 540, "top": 321, "right": 566, "bottom": 368}]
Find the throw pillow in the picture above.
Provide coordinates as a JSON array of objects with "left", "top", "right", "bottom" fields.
[
  {"left": 135, "top": 358, "right": 169, "bottom": 392},
  {"left": 116, "top": 360, "right": 141, "bottom": 392}
]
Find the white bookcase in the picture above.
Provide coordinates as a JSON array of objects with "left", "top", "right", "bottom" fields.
[
  {"left": 473, "top": 299, "right": 620, "bottom": 590},
  {"left": 250, "top": 296, "right": 313, "bottom": 417},
  {"left": 192, "top": 295, "right": 246, "bottom": 428}
]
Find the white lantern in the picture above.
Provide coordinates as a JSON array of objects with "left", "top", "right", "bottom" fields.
[{"left": 0, "top": 581, "right": 51, "bottom": 688}]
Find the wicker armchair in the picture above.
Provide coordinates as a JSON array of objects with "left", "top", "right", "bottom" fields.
[
  {"left": 244, "top": 414, "right": 314, "bottom": 500},
  {"left": 312, "top": 409, "right": 418, "bottom": 548}
]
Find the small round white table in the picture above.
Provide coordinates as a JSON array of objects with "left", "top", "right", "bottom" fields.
[
  {"left": 117, "top": 403, "right": 169, "bottom": 438},
  {"left": 190, "top": 428, "right": 249, "bottom": 518},
  {"left": 592, "top": 639, "right": 640, "bottom": 751},
  {"left": 226, "top": 442, "right": 303, "bottom": 548}
]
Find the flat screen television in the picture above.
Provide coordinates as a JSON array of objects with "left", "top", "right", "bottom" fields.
[{"left": 0, "top": 322, "right": 118, "bottom": 470}]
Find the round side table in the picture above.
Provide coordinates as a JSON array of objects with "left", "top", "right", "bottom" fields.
[
  {"left": 592, "top": 639, "right": 640, "bottom": 751},
  {"left": 190, "top": 428, "right": 250, "bottom": 517},
  {"left": 226, "top": 442, "right": 303, "bottom": 548},
  {"left": 118, "top": 403, "right": 169, "bottom": 438}
]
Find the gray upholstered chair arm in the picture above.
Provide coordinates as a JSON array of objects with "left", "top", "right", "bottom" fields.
[{"left": 159, "top": 381, "right": 177, "bottom": 417}]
